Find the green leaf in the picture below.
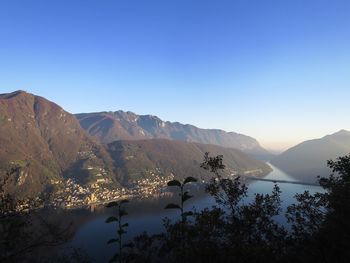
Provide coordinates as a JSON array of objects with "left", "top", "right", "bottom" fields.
[
  {"left": 118, "top": 229, "right": 127, "bottom": 235},
  {"left": 182, "top": 192, "right": 193, "bottom": 203},
  {"left": 106, "top": 201, "right": 119, "bottom": 208},
  {"left": 167, "top": 180, "right": 181, "bottom": 187},
  {"left": 105, "top": 216, "right": 118, "bottom": 223},
  {"left": 184, "top": 176, "right": 197, "bottom": 184},
  {"left": 107, "top": 238, "right": 119, "bottom": 245},
  {"left": 119, "top": 209, "right": 128, "bottom": 217},
  {"left": 165, "top": 203, "right": 181, "bottom": 210},
  {"left": 183, "top": 211, "right": 194, "bottom": 217},
  {"left": 122, "top": 223, "right": 129, "bottom": 228}
]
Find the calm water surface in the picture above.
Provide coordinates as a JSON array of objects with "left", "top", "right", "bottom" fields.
[{"left": 66, "top": 163, "right": 323, "bottom": 262}]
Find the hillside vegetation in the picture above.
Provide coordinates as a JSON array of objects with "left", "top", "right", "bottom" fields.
[
  {"left": 108, "top": 139, "right": 272, "bottom": 184},
  {"left": 0, "top": 91, "right": 115, "bottom": 198}
]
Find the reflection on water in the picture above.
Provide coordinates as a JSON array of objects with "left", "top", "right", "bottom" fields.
[
  {"left": 67, "top": 163, "right": 324, "bottom": 262},
  {"left": 263, "top": 163, "right": 297, "bottom": 181},
  {"left": 247, "top": 163, "right": 322, "bottom": 204}
]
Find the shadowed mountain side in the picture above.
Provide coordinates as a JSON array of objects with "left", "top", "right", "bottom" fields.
[
  {"left": 0, "top": 90, "right": 116, "bottom": 198},
  {"left": 108, "top": 139, "right": 272, "bottom": 184},
  {"left": 271, "top": 130, "right": 350, "bottom": 183},
  {"left": 76, "top": 111, "right": 273, "bottom": 160}
]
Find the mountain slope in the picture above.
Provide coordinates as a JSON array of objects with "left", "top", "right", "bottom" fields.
[
  {"left": 76, "top": 111, "right": 272, "bottom": 159},
  {"left": 271, "top": 130, "right": 350, "bottom": 182},
  {"left": 0, "top": 91, "right": 115, "bottom": 198},
  {"left": 108, "top": 139, "right": 272, "bottom": 184}
]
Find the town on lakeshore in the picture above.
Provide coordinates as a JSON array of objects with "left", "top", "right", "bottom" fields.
[
  {"left": 13, "top": 168, "right": 175, "bottom": 212},
  {"left": 51, "top": 169, "right": 175, "bottom": 209},
  {"left": 12, "top": 166, "right": 267, "bottom": 213}
]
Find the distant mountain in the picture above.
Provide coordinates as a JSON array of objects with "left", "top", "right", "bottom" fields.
[
  {"left": 76, "top": 111, "right": 272, "bottom": 160},
  {"left": 108, "top": 139, "right": 272, "bottom": 184},
  {"left": 0, "top": 91, "right": 115, "bottom": 198},
  {"left": 0, "top": 90, "right": 272, "bottom": 200},
  {"left": 271, "top": 130, "right": 350, "bottom": 183}
]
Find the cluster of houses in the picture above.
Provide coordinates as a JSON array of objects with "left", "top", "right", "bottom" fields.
[
  {"left": 131, "top": 169, "right": 174, "bottom": 198},
  {"left": 50, "top": 178, "right": 132, "bottom": 208},
  {"left": 86, "top": 166, "right": 110, "bottom": 185},
  {"left": 51, "top": 178, "right": 91, "bottom": 208},
  {"left": 49, "top": 167, "right": 175, "bottom": 208}
]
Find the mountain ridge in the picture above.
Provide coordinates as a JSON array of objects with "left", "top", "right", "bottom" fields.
[
  {"left": 0, "top": 90, "right": 271, "bottom": 200},
  {"left": 0, "top": 90, "right": 116, "bottom": 198},
  {"left": 76, "top": 111, "right": 272, "bottom": 160},
  {"left": 271, "top": 130, "right": 350, "bottom": 182}
]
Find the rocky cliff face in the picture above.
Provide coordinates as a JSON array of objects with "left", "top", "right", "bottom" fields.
[{"left": 76, "top": 111, "right": 272, "bottom": 159}]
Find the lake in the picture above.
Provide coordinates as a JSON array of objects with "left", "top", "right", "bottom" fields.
[{"left": 65, "top": 163, "right": 323, "bottom": 262}]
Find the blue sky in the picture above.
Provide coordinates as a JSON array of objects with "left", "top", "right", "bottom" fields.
[{"left": 1, "top": 0, "right": 350, "bottom": 151}]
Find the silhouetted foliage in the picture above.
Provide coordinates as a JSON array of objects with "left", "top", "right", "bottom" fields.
[
  {"left": 4, "top": 152, "right": 350, "bottom": 262},
  {"left": 0, "top": 166, "right": 73, "bottom": 263},
  {"left": 284, "top": 154, "right": 350, "bottom": 262},
  {"left": 105, "top": 200, "right": 131, "bottom": 263},
  {"left": 120, "top": 153, "right": 350, "bottom": 263},
  {"left": 46, "top": 247, "right": 92, "bottom": 263},
  {"left": 165, "top": 177, "right": 198, "bottom": 223},
  {"left": 121, "top": 154, "right": 287, "bottom": 262}
]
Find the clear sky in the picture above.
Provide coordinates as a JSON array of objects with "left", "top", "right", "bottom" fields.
[{"left": 1, "top": 0, "right": 350, "bottom": 152}]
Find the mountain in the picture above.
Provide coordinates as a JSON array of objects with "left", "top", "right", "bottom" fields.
[
  {"left": 271, "top": 130, "right": 350, "bottom": 183},
  {"left": 76, "top": 111, "right": 272, "bottom": 160},
  {"left": 108, "top": 139, "right": 272, "bottom": 184},
  {"left": 0, "top": 90, "right": 271, "bottom": 200},
  {"left": 0, "top": 91, "right": 115, "bottom": 198}
]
